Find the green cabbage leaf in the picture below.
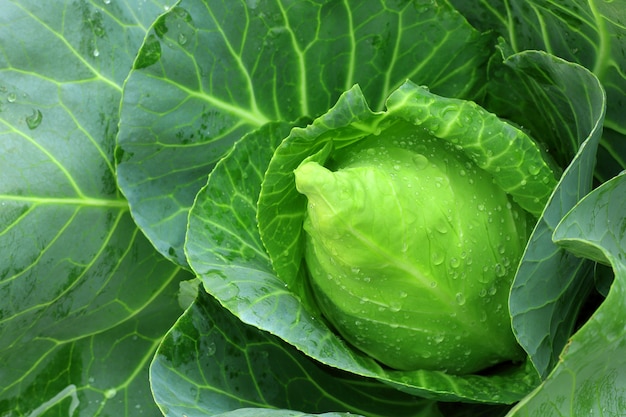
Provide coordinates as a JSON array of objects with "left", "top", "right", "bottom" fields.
[{"left": 1, "top": 0, "right": 625, "bottom": 416}]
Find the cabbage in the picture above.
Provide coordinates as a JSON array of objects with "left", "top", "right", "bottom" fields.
[
  {"left": 287, "top": 84, "right": 556, "bottom": 374},
  {"left": 295, "top": 133, "right": 530, "bottom": 373}
]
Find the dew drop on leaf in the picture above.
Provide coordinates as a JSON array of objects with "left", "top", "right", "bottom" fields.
[
  {"left": 528, "top": 164, "right": 541, "bottom": 175},
  {"left": 25, "top": 109, "right": 43, "bottom": 130},
  {"left": 435, "top": 221, "right": 448, "bottom": 234},
  {"left": 412, "top": 154, "right": 429, "bottom": 170},
  {"left": 178, "top": 33, "right": 187, "bottom": 45},
  {"left": 494, "top": 263, "right": 506, "bottom": 277},
  {"left": 455, "top": 292, "right": 466, "bottom": 305},
  {"left": 440, "top": 105, "right": 459, "bottom": 121},
  {"left": 431, "top": 251, "right": 444, "bottom": 265},
  {"left": 104, "top": 388, "right": 117, "bottom": 399},
  {"left": 7, "top": 92, "right": 16, "bottom": 103},
  {"left": 389, "top": 301, "right": 402, "bottom": 312}
]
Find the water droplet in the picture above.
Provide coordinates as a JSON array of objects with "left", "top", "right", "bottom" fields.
[
  {"left": 429, "top": 281, "right": 438, "bottom": 288},
  {"left": 528, "top": 164, "right": 541, "bottom": 175},
  {"left": 389, "top": 301, "right": 402, "bottom": 312},
  {"left": 449, "top": 257, "right": 460, "bottom": 268},
  {"left": 433, "top": 334, "right": 445, "bottom": 344},
  {"left": 412, "top": 154, "right": 428, "bottom": 170},
  {"left": 103, "top": 0, "right": 111, "bottom": 4},
  {"left": 435, "top": 219, "right": 448, "bottom": 234},
  {"left": 7, "top": 92, "right": 16, "bottom": 103},
  {"left": 440, "top": 104, "right": 459, "bottom": 121},
  {"left": 455, "top": 292, "right": 466, "bottom": 305},
  {"left": 399, "top": 291, "right": 408, "bottom": 298},
  {"left": 178, "top": 33, "right": 187, "bottom": 45},
  {"left": 25, "top": 109, "right": 43, "bottom": 129},
  {"left": 494, "top": 263, "right": 506, "bottom": 277},
  {"left": 104, "top": 388, "right": 117, "bottom": 399},
  {"left": 206, "top": 341, "right": 217, "bottom": 356},
  {"left": 93, "top": 48, "right": 100, "bottom": 57},
  {"left": 431, "top": 251, "right": 444, "bottom": 265}
]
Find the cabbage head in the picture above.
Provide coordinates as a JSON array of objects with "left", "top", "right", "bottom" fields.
[{"left": 258, "top": 80, "right": 559, "bottom": 375}]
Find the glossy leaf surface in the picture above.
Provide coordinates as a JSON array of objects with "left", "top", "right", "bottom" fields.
[
  {"left": 506, "top": 173, "right": 626, "bottom": 416},
  {"left": 0, "top": 1, "right": 188, "bottom": 415},
  {"left": 151, "top": 290, "right": 436, "bottom": 417},
  {"left": 449, "top": 0, "right": 626, "bottom": 180},
  {"left": 485, "top": 50, "right": 606, "bottom": 379}
]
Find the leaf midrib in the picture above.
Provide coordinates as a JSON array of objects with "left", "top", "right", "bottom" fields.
[{"left": 0, "top": 195, "right": 129, "bottom": 208}]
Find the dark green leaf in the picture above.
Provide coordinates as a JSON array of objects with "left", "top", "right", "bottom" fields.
[
  {"left": 486, "top": 50, "right": 606, "bottom": 378},
  {"left": 0, "top": 270, "right": 185, "bottom": 416},
  {"left": 0, "top": 0, "right": 185, "bottom": 415},
  {"left": 506, "top": 173, "right": 626, "bottom": 416},
  {"left": 151, "top": 290, "right": 435, "bottom": 417},
  {"left": 450, "top": 0, "right": 626, "bottom": 179}
]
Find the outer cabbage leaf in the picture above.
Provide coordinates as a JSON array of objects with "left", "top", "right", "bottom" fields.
[
  {"left": 485, "top": 50, "right": 606, "bottom": 379},
  {"left": 0, "top": 0, "right": 188, "bottom": 415},
  {"left": 449, "top": 0, "right": 626, "bottom": 180},
  {"left": 117, "top": 0, "right": 493, "bottom": 265},
  {"left": 505, "top": 172, "right": 626, "bottom": 416},
  {"left": 151, "top": 290, "right": 437, "bottom": 417}
]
